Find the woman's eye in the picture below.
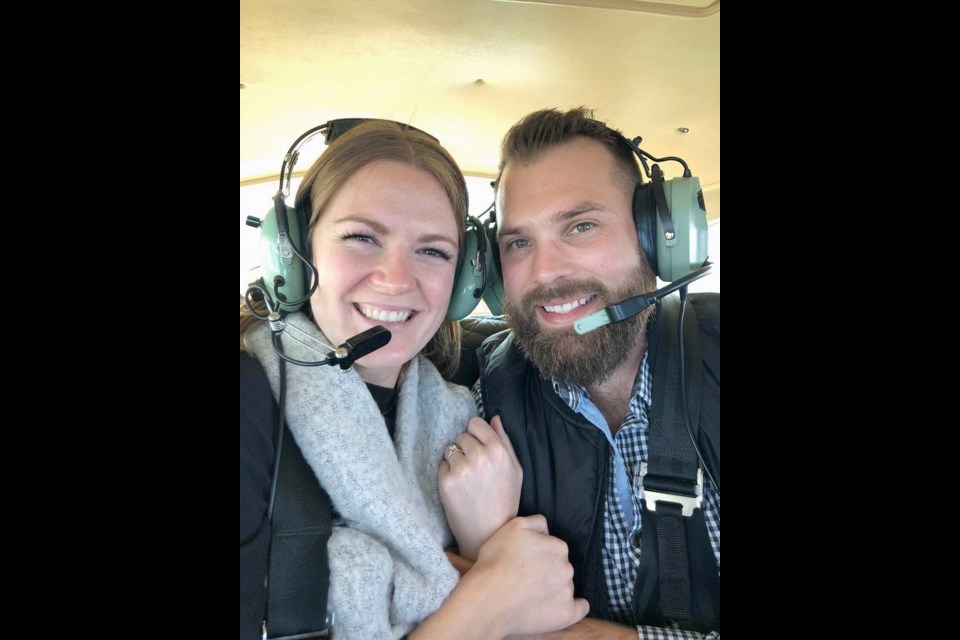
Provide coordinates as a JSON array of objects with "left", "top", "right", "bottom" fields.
[
  {"left": 420, "top": 247, "right": 453, "bottom": 261},
  {"left": 342, "top": 233, "right": 377, "bottom": 245},
  {"left": 571, "top": 222, "right": 594, "bottom": 234}
]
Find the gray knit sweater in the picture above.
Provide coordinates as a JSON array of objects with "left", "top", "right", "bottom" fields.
[{"left": 246, "top": 314, "right": 477, "bottom": 639}]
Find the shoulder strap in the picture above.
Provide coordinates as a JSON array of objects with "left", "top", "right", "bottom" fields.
[
  {"left": 642, "top": 293, "right": 704, "bottom": 622},
  {"left": 646, "top": 293, "right": 703, "bottom": 493},
  {"left": 265, "top": 423, "right": 334, "bottom": 639}
]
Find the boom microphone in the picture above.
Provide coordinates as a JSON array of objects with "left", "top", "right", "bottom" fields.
[
  {"left": 574, "top": 264, "right": 712, "bottom": 335},
  {"left": 267, "top": 319, "right": 392, "bottom": 369},
  {"left": 331, "top": 326, "right": 392, "bottom": 369}
]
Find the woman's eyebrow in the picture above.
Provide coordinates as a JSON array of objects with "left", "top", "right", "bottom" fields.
[
  {"left": 333, "top": 216, "right": 389, "bottom": 234},
  {"left": 335, "top": 216, "right": 456, "bottom": 245},
  {"left": 418, "top": 232, "right": 458, "bottom": 245}
]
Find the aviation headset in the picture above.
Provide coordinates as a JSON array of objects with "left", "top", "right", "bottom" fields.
[
  {"left": 246, "top": 118, "right": 708, "bottom": 318},
  {"left": 618, "top": 127, "right": 710, "bottom": 283},
  {"left": 246, "top": 118, "right": 499, "bottom": 320}
]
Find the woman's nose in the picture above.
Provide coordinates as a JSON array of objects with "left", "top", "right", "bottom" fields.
[{"left": 369, "top": 249, "right": 416, "bottom": 295}]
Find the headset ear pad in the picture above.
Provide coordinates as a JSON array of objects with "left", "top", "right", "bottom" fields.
[
  {"left": 446, "top": 222, "right": 484, "bottom": 320},
  {"left": 258, "top": 201, "right": 309, "bottom": 312},
  {"left": 632, "top": 178, "right": 709, "bottom": 282},
  {"left": 481, "top": 219, "right": 504, "bottom": 315},
  {"left": 632, "top": 182, "right": 659, "bottom": 278}
]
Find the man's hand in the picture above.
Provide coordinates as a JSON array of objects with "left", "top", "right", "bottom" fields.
[
  {"left": 513, "top": 617, "right": 640, "bottom": 639},
  {"left": 444, "top": 549, "right": 474, "bottom": 576}
]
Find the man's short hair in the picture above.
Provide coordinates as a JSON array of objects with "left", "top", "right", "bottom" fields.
[{"left": 496, "top": 107, "right": 643, "bottom": 197}]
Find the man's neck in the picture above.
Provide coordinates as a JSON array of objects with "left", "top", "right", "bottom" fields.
[{"left": 586, "top": 338, "right": 646, "bottom": 436}]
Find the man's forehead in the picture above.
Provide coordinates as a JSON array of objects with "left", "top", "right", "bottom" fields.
[{"left": 496, "top": 150, "right": 625, "bottom": 230}]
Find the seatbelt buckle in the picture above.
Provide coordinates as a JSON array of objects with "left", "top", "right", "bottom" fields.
[
  {"left": 262, "top": 613, "right": 334, "bottom": 639},
  {"left": 640, "top": 463, "right": 702, "bottom": 517}
]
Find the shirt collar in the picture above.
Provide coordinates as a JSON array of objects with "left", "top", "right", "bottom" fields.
[{"left": 552, "top": 351, "right": 652, "bottom": 414}]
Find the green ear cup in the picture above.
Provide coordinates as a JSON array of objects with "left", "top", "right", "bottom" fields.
[
  {"left": 446, "top": 226, "right": 483, "bottom": 320},
  {"left": 258, "top": 203, "right": 308, "bottom": 312},
  {"left": 656, "top": 176, "right": 708, "bottom": 282}
]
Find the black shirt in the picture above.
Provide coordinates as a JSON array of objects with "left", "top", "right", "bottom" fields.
[{"left": 365, "top": 382, "right": 398, "bottom": 440}]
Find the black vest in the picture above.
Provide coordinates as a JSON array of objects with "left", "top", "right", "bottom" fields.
[{"left": 477, "top": 293, "right": 720, "bottom": 632}]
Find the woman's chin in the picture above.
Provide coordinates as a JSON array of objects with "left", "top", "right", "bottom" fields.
[{"left": 352, "top": 348, "right": 417, "bottom": 380}]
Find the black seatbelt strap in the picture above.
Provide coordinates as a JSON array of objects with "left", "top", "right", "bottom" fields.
[
  {"left": 265, "top": 427, "right": 334, "bottom": 639},
  {"left": 642, "top": 293, "right": 703, "bottom": 621},
  {"left": 652, "top": 502, "right": 690, "bottom": 619}
]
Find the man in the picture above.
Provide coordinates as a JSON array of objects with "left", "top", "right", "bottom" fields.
[{"left": 447, "top": 108, "right": 720, "bottom": 638}]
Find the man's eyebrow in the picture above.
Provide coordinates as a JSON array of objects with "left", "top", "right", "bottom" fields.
[{"left": 498, "top": 202, "right": 610, "bottom": 240}]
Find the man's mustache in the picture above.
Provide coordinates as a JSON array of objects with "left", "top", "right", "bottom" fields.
[{"left": 521, "top": 280, "right": 609, "bottom": 307}]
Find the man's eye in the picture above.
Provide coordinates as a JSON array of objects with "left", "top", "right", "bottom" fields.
[{"left": 571, "top": 222, "right": 594, "bottom": 234}]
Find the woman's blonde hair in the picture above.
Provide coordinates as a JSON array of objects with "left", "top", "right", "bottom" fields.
[{"left": 241, "top": 120, "right": 467, "bottom": 377}]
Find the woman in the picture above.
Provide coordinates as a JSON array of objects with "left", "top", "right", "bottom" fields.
[{"left": 240, "top": 120, "right": 587, "bottom": 640}]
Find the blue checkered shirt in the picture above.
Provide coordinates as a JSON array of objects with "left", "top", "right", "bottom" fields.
[{"left": 474, "top": 353, "right": 720, "bottom": 639}]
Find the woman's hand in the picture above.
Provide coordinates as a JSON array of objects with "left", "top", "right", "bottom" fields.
[
  {"left": 413, "top": 516, "right": 589, "bottom": 640},
  {"left": 467, "top": 516, "right": 589, "bottom": 637},
  {"left": 439, "top": 415, "right": 522, "bottom": 561}
]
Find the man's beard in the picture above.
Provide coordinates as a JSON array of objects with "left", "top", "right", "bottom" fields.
[{"left": 506, "top": 264, "right": 656, "bottom": 388}]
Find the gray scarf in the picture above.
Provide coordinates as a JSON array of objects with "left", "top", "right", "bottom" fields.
[{"left": 245, "top": 314, "right": 476, "bottom": 639}]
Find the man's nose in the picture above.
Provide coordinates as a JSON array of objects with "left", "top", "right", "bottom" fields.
[{"left": 529, "top": 240, "right": 576, "bottom": 286}]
